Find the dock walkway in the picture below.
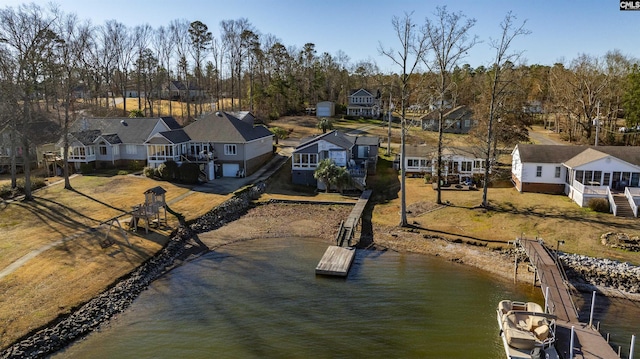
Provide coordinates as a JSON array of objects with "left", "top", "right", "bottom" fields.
[
  {"left": 315, "top": 190, "right": 372, "bottom": 276},
  {"left": 335, "top": 190, "right": 371, "bottom": 247},
  {"left": 517, "top": 238, "right": 618, "bottom": 359}
]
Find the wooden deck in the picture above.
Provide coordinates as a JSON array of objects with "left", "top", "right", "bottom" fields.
[
  {"left": 518, "top": 238, "right": 618, "bottom": 359},
  {"left": 315, "top": 246, "right": 356, "bottom": 277},
  {"left": 316, "top": 190, "right": 371, "bottom": 276},
  {"left": 335, "top": 190, "right": 372, "bottom": 247}
]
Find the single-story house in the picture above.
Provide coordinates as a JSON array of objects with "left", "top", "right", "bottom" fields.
[
  {"left": 512, "top": 144, "right": 640, "bottom": 216},
  {"left": 396, "top": 145, "right": 486, "bottom": 183},
  {"left": 316, "top": 101, "right": 336, "bottom": 117},
  {"left": 420, "top": 105, "right": 476, "bottom": 134},
  {"left": 291, "top": 130, "right": 379, "bottom": 191},
  {"left": 183, "top": 111, "right": 274, "bottom": 178}
]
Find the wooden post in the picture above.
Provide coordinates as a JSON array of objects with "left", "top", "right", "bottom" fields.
[{"left": 513, "top": 252, "right": 518, "bottom": 284}]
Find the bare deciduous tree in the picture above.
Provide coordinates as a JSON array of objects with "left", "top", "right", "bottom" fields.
[
  {"left": 0, "top": 3, "right": 57, "bottom": 200},
  {"left": 423, "top": 6, "right": 478, "bottom": 205},
  {"left": 481, "top": 12, "right": 530, "bottom": 208},
  {"left": 379, "top": 11, "right": 429, "bottom": 227}
]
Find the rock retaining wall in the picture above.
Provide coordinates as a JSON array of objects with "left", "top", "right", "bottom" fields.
[
  {"left": 0, "top": 183, "right": 265, "bottom": 359},
  {"left": 559, "top": 252, "right": 640, "bottom": 294}
]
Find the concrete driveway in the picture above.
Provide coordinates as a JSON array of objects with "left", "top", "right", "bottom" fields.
[{"left": 192, "top": 148, "right": 293, "bottom": 195}]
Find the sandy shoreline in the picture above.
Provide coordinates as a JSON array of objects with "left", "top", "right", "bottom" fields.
[
  {"left": 198, "top": 201, "right": 640, "bottom": 303},
  {"left": 197, "top": 202, "right": 537, "bottom": 286}
]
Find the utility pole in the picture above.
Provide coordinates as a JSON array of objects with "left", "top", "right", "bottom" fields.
[
  {"left": 387, "top": 91, "right": 392, "bottom": 156},
  {"left": 594, "top": 101, "right": 601, "bottom": 146}
]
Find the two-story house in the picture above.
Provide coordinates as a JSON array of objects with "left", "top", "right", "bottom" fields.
[
  {"left": 346, "top": 88, "right": 381, "bottom": 118},
  {"left": 291, "top": 130, "right": 379, "bottom": 191}
]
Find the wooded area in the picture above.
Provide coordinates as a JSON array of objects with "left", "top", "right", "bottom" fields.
[{"left": 1, "top": 3, "right": 640, "bottom": 203}]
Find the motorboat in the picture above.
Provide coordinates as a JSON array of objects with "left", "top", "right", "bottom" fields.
[{"left": 497, "top": 300, "right": 559, "bottom": 359}]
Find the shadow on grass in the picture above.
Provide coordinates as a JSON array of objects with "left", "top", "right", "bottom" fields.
[{"left": 445, "top": 199, "right": 640, "bottom": 231}]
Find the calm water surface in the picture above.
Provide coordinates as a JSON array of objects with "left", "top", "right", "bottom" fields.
[{"left": 54, "top": 237, "right": 635, "bottom": 358}]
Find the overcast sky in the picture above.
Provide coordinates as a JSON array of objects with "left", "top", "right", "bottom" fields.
[{"left": 3, "top": 0, "right": 639, "bottom": 72}]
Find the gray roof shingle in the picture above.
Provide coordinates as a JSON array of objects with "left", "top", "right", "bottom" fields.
[
  {"left": 183, "top": 111, "right": 272, "bottom": 143},
  {"left": 69, "top": 117, "right": 170, "bottom": 144},
  {"left": 516, "top": 144, "right": 640, "bottom": 167}
]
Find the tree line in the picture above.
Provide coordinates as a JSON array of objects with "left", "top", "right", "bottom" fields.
[{"left": 1, "top": 3, "right": 639, "bottom": 217}]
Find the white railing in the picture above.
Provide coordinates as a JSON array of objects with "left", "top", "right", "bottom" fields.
[
  {"left": 625, "top": 187, "right": 640, "bottom": 217},
  {"left": 67, "top": 154, "right": 96, "bottom": 162},
  {"left": 405, "top": 165, "right": 432, "bottom": 174},
  {"left": 571, "top": 180, "right": 609, "bottom": 207},
  {"left": 607, "top": 187, "right": 618, "bottom": 216}
]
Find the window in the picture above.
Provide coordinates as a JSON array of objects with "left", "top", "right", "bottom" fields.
[
  {"left": 575, "top": 170, "right": 584, "bottom": 183},
  {"left": 461, "top": 161, "right": 472, "bottom": 172},
  {"left": 555, "top": 166, "right": 561, "bottom": 178},
  {"left": 536, "top": 166, "right": 542, "bottom": 177},
  {"left": 603, "top": 173, "right": 611, "bottom": 186},
  {"left": 224, "top": 144, "right": 237, "bottom": 156},
  {"left": 99, "top": 142, "right": 107, "bottom": 156},
  {"left": 593, "top": 171, "right": 602, "bottom": 184},
  {"left": 292, "top": 153, "right": 318, "bottom": 168}
]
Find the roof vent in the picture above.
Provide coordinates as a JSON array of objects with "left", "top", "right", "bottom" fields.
[{"left": 120, "top": 119, "right": 128, "bottom": 126}]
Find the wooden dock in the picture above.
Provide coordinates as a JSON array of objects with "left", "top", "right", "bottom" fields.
[
  {"left": 315, "top": 246, "right": 356, "bottom": 276},
  {"left": 316, "top": 190, "right": 371, "bottom": 276},
  {"left": 517, "top": 238, "right": 618, "bottom": 359},
  {"left": 335, "top": 190, "right": 372, "bottom": 247}
]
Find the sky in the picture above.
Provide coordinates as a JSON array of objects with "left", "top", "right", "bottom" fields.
[{"left": 3, "top": 0, "right": 639, "bottom": 72}]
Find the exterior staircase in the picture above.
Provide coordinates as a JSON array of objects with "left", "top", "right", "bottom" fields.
[{"left": 612, "top": 194, "right": 635, "bottom": 217}]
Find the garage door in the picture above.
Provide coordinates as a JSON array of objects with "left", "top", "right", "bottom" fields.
[
  {"left": 222, "top": 163, "right": 240, "bottom": 177},
  {"left": 317, "top": 107, "right": 330, "bottom": 117}
]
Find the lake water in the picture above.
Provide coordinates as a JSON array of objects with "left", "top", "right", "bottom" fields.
[{"left": 54, "top": 237, "right": 636, "bottom": 358}]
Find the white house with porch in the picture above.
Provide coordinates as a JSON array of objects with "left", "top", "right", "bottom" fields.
[
  {"left": 512, "top": 144, "right": 640, "bottom": 216},
  {"left": 397, "top": 145, "right": 487, "bottom": 183}
]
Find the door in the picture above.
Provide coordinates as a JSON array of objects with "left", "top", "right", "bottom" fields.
[{"left": 222, "top": 163, "right": 240, "bottom": 177}]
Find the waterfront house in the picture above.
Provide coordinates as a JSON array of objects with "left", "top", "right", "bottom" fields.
[
  {"left": 291, "top": 130, "right": 379, "bottom": 191},
  {"left": 512, "top": 143, "right": 640, "bottom": 216},
  {"left": 0, "top": 120, "right": 61, "bottom": 172},
  {"left": 60, "top": 117, "right": 182, "bottom": 170},
  {"left": 397, "top": 144, "right": 486, "bottom": 183},
  {"left": 183, "top": 111, "right": 274, "bottom": 178}
]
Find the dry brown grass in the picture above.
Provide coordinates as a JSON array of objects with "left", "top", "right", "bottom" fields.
[
  {"left": 0, "top": 174, "right": 228, "bottom": 349},
  {"left": 371, "top": 176, "right": 640, "bottom": 265}
]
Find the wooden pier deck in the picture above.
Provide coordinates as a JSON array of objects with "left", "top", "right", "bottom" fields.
[
  {"left": 518, "top": 238, "right": 618, "bottom": 359},
  {"left": 316, "top": 190, "right": 371, "bottom": 277},
  {"left": 315, "top": 246, "right": 356, "bottom": 276}
]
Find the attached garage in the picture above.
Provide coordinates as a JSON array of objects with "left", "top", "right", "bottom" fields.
[{"left": 222, "top": 163, "right": 240, "bottom": 177}]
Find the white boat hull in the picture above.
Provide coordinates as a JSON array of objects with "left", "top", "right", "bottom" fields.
[{"left": 496, "top": 301, "right": 560, "bottom": 359}]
